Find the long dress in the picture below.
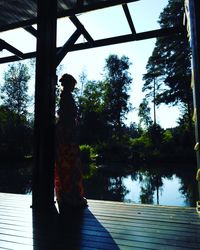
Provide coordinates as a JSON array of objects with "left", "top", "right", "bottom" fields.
[{"left": 54, "top": 89, "right": 86, "bottom": 208}]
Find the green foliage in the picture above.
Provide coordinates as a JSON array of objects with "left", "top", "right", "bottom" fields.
[
  {"left": 83, "top": 163, "right": 98, "bottom": 179},
  {"left": 79, "top": 80, "right": 104, "bottom": 113},
  {"left": 102, "top": 54, "right": 132, "bottom": 137},
  {"left": 131, "top": 124, "right": 173, "bottom": 162},
  {"left": 77, "top": 79, "right": 109, "bottom": 144},
  {"left": 1, "top": 62, "right": 31, "bottom": 116},
  {"left": 132, "top": 0, "right": 195, "bottom": 164},
  {"left": 0, "top": 106, "right": 33, "bottom": 161},
  {"left": 80, "top": 145, "right": 91, "bottom": 163},
  {"left": 163, "top": 129, "right": 173, "bottom": 142},
  {"left": 76, "top": 54, "right": 133, "bottom": 147},
  {"left": 129, "top": 122, "right": 195, "bottom": 164},
  {"left": 130, "top": 134, "right": 152, "bottom": 161},
  {"left": 142, "top": 0, "right": 193, "bottom": 125},
  {"left": 80, "top": 144, "right": 96, "bottom": 163},
  {"left": 0, "top": 62, "right": 33, "bottom": 161},
  {"left": 74, "top": 50, "right": 194, "bottom": 164},
  {"left": 147, "top": 124, "right": 164, "bottom": 146},
  {"left": 138, "top": 98, "right": 153, "bottom": 128}
]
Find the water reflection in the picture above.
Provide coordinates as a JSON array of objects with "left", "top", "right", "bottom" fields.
[
  {"left": 0, "top": 162, "right": 198, "bottom": 207},
  {"left": 83, "top": 164, "right": 198, "bottom": 207}
]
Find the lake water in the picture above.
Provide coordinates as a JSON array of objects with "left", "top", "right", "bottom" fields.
[
  {"left": 83, "top": 164, "right": 198, "bottom": 207},
  {"left": 123, "top": 174, "right": 188, "bottom": 206},
  {"left": 0, "top": 163, "right": 198, "bottom": 207}
]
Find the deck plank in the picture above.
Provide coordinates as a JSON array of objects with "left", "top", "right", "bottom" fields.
[{"left": 0, "top": 192, "right": 200, "bottom": 250}]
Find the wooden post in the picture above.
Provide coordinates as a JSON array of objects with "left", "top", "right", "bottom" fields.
[
  {"left": 185, "top": 0, "right": 200, "bottom": 202},
  {"left": 32, "top": 0, "right": 57, "bottom": 210}
]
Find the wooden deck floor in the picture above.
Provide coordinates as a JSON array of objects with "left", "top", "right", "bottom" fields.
[{"left": 0, "top": 192, "right": 200, "bottom": 250}]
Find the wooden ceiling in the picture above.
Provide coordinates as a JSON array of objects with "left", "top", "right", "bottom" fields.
[{"left": 0, "top": 0, "right": 138, "bottom": 32}]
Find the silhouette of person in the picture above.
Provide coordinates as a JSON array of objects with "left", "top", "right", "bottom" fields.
[{"left": 55, "top": 73, "right": 87, "bottom": 211}]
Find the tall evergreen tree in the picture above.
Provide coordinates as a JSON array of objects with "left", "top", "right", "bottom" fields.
[
  {"left": 142, "top": 0, "right": 192, "bottom": 127},
  {"left": 138, "top": 98, "right": 153, "bottom": 129},
  {"left": 102, "top": 54, "right": 133, "bottom": 138}
]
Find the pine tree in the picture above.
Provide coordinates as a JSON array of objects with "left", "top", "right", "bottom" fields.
[{"left": 142, "top": 0, "right": 192, "bottom": 125}]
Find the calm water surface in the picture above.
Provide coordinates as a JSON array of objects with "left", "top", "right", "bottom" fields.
[
  {"left": 0, "top": 163, "right": 198, "bottom": 207},
  {"left": 83, "top": 164, "right": 198, "bottom": 207},
  {"left": 123, "top": 174, "right": 188, "bottom": 206}
]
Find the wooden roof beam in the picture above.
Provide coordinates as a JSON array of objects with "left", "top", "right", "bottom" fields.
[
  {"left": 0, "top": 26, "right": 185, "bottom": 64},
  {"left": 24, "top": 26, "right": 37, "bottom": 37},
  {"left": 71, "top": 26, "right": 186, "bottom": 50},
  {"left": 0, "top": 39, "right": 4, "bottom": 51},
  {"left": 0, "top": 39, "right": 24, "bottom": 59},
  {"left": 69, "top": 15, "right": 94, "bottom": 45},
  {"left": 56, "top": 29, "right": 81, "bottom": 66},
  {"left": 122, "top": 4, "right": 136, "bottom": 34}
]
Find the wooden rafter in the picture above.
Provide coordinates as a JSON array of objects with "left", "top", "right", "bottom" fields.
[
  {"left": 0, "top": 39, "right": 24, "bottom": 59},
  {"left": 69, "top": 15, "right": 94, "bottom": 45},
  {"left": 24, "top": 26, "right": 37, "bottom": 37},
  {"left": 0, "top": 26, "right": 185, "bottom": 64},
  {"left": 122, "top": 4, "right": 136, "bottom": 34},
  {"left": 56, "top": 29, "right": 81, "bottom": 66}
]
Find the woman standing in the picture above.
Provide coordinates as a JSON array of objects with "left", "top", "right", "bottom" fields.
[{"left": 55, "top": 73, "right": 87, "bottom": 210}]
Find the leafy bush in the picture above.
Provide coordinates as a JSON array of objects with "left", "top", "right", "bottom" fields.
[{"left": 80, "top": 144, "right": 96, "bottom": 163}]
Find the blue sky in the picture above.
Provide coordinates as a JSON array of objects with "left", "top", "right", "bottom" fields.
[{"left": 0, "top": 0, "right": 180, "bottom": 128}]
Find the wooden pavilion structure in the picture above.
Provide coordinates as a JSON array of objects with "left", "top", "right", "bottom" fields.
[{"left": 0, "top": 0, "right": 200, "bottom": 211}]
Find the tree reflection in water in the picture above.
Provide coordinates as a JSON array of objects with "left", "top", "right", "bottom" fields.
[
  {"left": 175, "top": 167, "right": 198, "bottom": 207},
  {"left": 0, "top": 162, "right": 198, "bottom": 207},
  {"left": 138, "top": 168, "right": 166, "bottom": 205},
  {"left": 83, "top": 165, "right": 129, "bottom": 202},
  {"left": 84, "top": 164, "right": 198, "bottom": 207}
]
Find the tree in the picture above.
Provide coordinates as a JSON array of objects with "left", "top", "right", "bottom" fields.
[
  {"left": 77, "top": 79, "right": 108, "bottom": 144},
  {"left": 138, "top": 98, "right": 153, "bottom": 129},
  {"left": 102, "top": 54, "right": 133, "bottom": 138},
  {"left": 79, "top": 70, "right": 88, "bottom": 96},
  {"left": 142, "top": 0, "right": 193, "bottom": 128},
  {"left": 0, "top": 62, "right": 32, "bottom": 161},
  {"left": 1, "top": 62, "right": 31, "bottom": 117},
  {"left": 74, "top": 56, "right": 133, "bottom": 162}
]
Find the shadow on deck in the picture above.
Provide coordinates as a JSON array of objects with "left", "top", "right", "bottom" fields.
[{"left": 32, "top": 206, "right": 119, "bottom": 250}]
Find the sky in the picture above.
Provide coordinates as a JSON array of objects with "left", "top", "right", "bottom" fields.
[{"left": 0, "top": 0, "right": 181, "bottom": 129}]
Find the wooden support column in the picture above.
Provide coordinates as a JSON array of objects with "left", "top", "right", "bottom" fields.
[
  {"left": 186, "top": 0, "right": 200, "bottom": 201},
  {"left": 32, "top": 0, "right": 57, "bottom": 210}
]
